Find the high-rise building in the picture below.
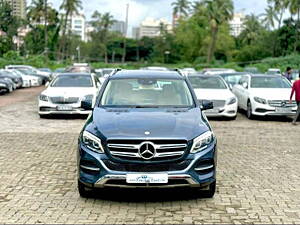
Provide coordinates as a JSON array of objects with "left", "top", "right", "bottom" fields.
[
  {"left": 60, "top": 12, "right": 86, "bottom": 41},
  {"left": 229, "top": 13, "right": 245, "bottom": 37},
  {"left": 4, "top": 0, "right": 26, "bottom": 19},
  {"left": 138, "top": 17, "right": 172, "bottom": 39},
  {"left": 110, "top": 21, "right": 126, "bottom": 35}
]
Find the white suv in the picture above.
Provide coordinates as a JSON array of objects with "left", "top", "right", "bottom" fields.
[
  {"left": 38, "top": 73, "right": 101, "bottom": 118},
  {"left": 232, "top": 74, "right": 298, "bottom": 119}
]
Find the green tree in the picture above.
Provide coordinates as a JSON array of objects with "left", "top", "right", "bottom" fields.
[
  {"left": 288, "top": 0, "right": 300, "bottom": 52},
  {"left": 239, "top": 14, "right": 263, "bottom": 45},
  {"left": 90, "top": 11, "right": 115, "bottom": 63},
  {"left": 262, "top": 5, "right": 279, "bottom": 29},
  {"left": 59, "top": 0, "right": 82, "bottom": 59},
  {"left": 172, "top": 0, "right": 191, "bottom": 17},
  {"left": 201, "top": 0, "right": 234, "bottom": 63}
]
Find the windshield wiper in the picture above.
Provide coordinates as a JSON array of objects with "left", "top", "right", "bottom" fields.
[{"left": 134, "top": 105, "right": 159, "bottom": 108}]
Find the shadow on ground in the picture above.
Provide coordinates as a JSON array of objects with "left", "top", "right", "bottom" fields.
[{"left": 85, "top": 187, "right": 213, "bottom": 202}]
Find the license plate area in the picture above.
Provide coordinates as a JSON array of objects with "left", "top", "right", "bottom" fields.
[
  {"left": 275, "top": 107, "right": 292, "bottom": 113},
  {"left": 57, "top": 105, "right": 73, "bottom": 111},
  {"left": 126, "top": 174, "right": 168, "bottom": 184}
]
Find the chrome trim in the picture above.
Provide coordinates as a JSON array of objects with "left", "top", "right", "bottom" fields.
[
  {"left": 194, "top": 165, "right": 214, "bottom": 171},
  {"left": 94, "top": 174, "right": 199, "bottom": 188},
  {"left": 80, "top": 165, "right": 100, "bottom": 171},
  {"left": 107, "top": 141, "right": 187, "bottom": 160}
]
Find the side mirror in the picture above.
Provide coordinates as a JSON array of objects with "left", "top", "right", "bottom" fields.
[
  {"left": 81, "top": 99, "right": 93, "bottom": 110},
  {"left": 45, "top": 81, "right": 50, "bottom": 87},
  {"left": 242, "top": 82, "right": 248, "bottom": 89},
  {"left": 200, "top": 100, "right": 214, "bottom": 111}
]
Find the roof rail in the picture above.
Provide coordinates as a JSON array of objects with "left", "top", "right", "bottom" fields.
[
  {"left": 173, "top": 68, "right": 184, "bottom": 76},
  {"left": 110, "top": 68, "right": 122, "bottom": 76}
]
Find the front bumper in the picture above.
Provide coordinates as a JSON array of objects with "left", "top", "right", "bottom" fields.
[
  {"left": 77, "top": 142, "right": 217, "bottom": 189},
  {"left": 39, "top": 100, "right": 91, "bottom": 115},
  {"left": 204, "top": 102, "right": 238, "bottom": 118},
  {"left": 252, "top": 101, "right": 297, "bottom": 116}
]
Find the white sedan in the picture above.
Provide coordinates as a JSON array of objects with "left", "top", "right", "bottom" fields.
[
  {"left": 38, "top": 73, "right": 101, "bottom": 118},
  {"left": 187, "top": 75, "right": 238, "bottom": 119},
  {"left": 232, "top": 74, "right": 298, "bottom": 119}
]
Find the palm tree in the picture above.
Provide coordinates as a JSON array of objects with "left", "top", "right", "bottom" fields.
[
  {"left": 59, "top": 0, "right": 82, "bottom": 59},
  {"left": 172, "top": 0, "right": 191, "bottom": 17},
  {"left": 202, "top": 0, "right": 234, "bottom": 63},
  {"left": 90, "top": 11, "right": 115, "bottom": 63},
  {"left": 239, "top": 14, "right": 263, "bottom": 45},
  {"left": 27, "top": 0, "right": 45, "bottom": 24},
  {"left": 288, "top": 0, "right": 300, "bottom": 52},
  {"left": 262, "top": 5, "right": 279, "bottom": 30}
]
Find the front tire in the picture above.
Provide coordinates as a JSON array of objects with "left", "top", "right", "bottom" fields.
[
  {"left": 247, "top": 101, "right": 254, "bottom": 120},
  {"left": 198, "top": 181, "right": 216, "bottom": 198},
  {"left": 78, "top": 181, "right": 93, "bottom": 198}
]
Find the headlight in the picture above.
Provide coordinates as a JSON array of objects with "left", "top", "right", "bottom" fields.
[
  {"left": 227, "top": 97, "right": 237, "bottom": 105},
  {"left": 254, "top": 97, "right": 267, "bottom": 104},
  {"left": 191, "top": 131, "right": 214, "bottom": 153},
  {"left": 0, "top": 83, "right": 6, "bottom": 87},
  {"left": 82, "top": 131, "right": 104, "bottom": 153},
  {"left": 39, "top": 94, "right": 48, "bottom": 101}
]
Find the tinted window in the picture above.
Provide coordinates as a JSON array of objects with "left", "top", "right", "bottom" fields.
[
  {"left": 100, "top": 78, "right": 194, "bottom": 107},
  {"left": 51, "top": 75, "right": 93, "bottom": 87},
  {"left": 251, "top": 77, "right": 291, "bottom": 88},
  {"left": 188, "top": 76, "right": 227, "bottom": 89}
]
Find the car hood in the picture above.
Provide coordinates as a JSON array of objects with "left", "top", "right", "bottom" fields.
[
  {"left": 250, "top": 88, "right": 292, "bottom": 100},
  {"left": 90, "top": 107, "right": 209, "bottom": 141},
  {"left": 194, "top": 89, "right": 235, "bottom": 100},
  {"left": 42, "top": 87, "right": 97, "bottom": 97}
]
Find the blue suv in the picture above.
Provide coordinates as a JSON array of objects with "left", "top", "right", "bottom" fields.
[{"left": 78, "top": 70, "right": 217, "bottom": 198}]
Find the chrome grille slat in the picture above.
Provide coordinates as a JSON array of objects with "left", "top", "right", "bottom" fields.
[
  {"left": 50, "top": 96, "right": 80, "bottom": 104},
  {"left": 107, "top": 141, "right": 187, "bottom": 161},
  {"left": 268, "top": 100, "right": 297, "bottom": 108}
]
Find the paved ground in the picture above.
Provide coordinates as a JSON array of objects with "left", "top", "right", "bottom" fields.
[{"left": 0, "top": 88, "right": 300, "bottom": 224}]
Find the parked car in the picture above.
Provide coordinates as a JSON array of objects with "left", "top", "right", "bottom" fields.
[
  {"left": 219, "top": 72, "right": 250, "bottom": 88},
  {"left": 94, "top": 68, "right": 115, "bottom": 83},
  {"left": 0, "top": 78, "right": 13, "bottom": 93},
  {"left": 6, "top": 69, "right": 31, "bottom": 88},
  {"left": 0, "top": 70, "right": 22, "bottom": 89},
  {"left": 291, "top": 71, "right": 299, "bottom": 84},
  {"left": 140, "top": 66, "right": 170, "bottom": 71},
  {"left": 202, "top": 68, "right": 236, "bottom": 75},
  {"left": 187, "top": 75, "right": 238, "bottom": 119},
  {"left": 5, "top": 65, "right": 50, "bottom": 83},
  {"left": 50, "top": 68, "right": 65, "bottom": 80},
  {"left": 180, "top": 68, "right": 197, "bottom": 76},
  {"left": 244, "top": 67, "right": 259, "bottom": 74},
  {"left": 232, "top": 74, "right": 298, "bottom": 119},
  {"left": 39, "top": 68, "right": 52, "bottom": 73},
  {"left": 38, "top": 73, "right": 101, "bottom": 118},
  {"left": 267, "top": 68, "right": 281, "bottom": 75},
  {"left": 15, "top": 68, "right": 43, "bottom": 86},
  {"left": 77, "top": 69, "right": 217, "bottom": 198}
]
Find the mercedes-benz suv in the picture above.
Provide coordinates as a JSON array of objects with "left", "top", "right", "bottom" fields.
[{"left": 78, "top": 70, "right": 217, "bottom": 198}]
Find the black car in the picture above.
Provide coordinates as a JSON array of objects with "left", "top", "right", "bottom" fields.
[
  {"left": 0, "top": 78, "right": 13, "bottom": 93},
  {"left": 16, "top": 68, "right": 48, "bottom": 85},
  {"left": 0, "top": 70, "right": 22, "bottom": 89}
]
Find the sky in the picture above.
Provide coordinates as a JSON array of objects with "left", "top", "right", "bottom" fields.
[{"left": 29, "top": 0, "right": 268, "bottom": 36}]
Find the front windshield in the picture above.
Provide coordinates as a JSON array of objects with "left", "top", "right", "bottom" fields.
[
  {"left": 51, "top": 75, "right": 93, "bottom": 87},
  {"left": 188, "top": 76, "right": 227, "bottom": 89},
  {"left": 100, "top": 78, "right": 194, "bottom": 107},
  {"left": 251, "top": 77, "right": 291, "bottom": 88}
]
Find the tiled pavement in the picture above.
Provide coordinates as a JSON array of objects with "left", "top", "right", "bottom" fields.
[{"left": 0, "top": 89, "right": 299, "bottom": 224}]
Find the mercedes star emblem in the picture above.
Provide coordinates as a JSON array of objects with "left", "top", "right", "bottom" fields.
[{"left": 138, "top": 142, "right": 156, "bottom": 160}]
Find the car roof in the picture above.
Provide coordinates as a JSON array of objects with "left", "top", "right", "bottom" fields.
[
  {"left": 57, "top": 73, "right": 92, "bottom": 76},
  {"left": 187, "top": 74, "right": 223, "bottom": 79},
  {"left": 111, "top": 70, "right": 183, "bottom": 79},
  {"left": 220, "top": 72, "right": 249, "bottom": 76}
]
